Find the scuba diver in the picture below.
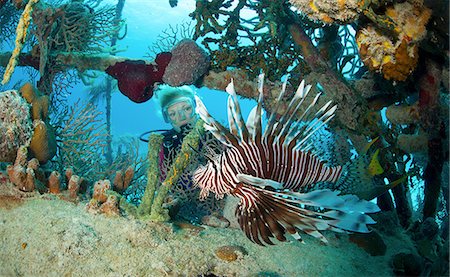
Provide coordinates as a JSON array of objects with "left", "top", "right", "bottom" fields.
[
  {"left": 139, "top": 84, "right": 225, "bottom": 223},
  {"left": 154, "top": 84, "right": 199, "bottom": 178}
]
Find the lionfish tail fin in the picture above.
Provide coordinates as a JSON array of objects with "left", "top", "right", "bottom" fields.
[{"left": 234, "top": 185, "right": 379, "bottom": 246}]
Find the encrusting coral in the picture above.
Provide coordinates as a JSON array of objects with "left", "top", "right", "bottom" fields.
[
  {"left": 289, "top": 0, "right": 363, "bottom": 24},
  {"left": 0, "top": 90, "right": 33, "bottom": 163},
  {"left": 356, "top": 1, "right": 431, "bottom": 82}
]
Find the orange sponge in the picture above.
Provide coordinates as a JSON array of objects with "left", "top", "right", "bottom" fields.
[
  {"left": 29, "top": 120, "right": 57, "bottom": 164},
  {"left": 19, "top": 82, "right": 49, "bottom": 121}
]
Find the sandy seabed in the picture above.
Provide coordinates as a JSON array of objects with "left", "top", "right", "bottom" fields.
[{"left": 0, "top": 182, "right": 417, "bottom": 277}]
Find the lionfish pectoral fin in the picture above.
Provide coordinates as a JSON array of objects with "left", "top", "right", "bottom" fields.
[{"left": 236, "top": 173, "right": 283, "bottom": 190}]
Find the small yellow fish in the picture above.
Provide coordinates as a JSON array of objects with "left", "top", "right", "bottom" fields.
[{"left": 368, "top": 149, "right": 384, "bottom": 176}]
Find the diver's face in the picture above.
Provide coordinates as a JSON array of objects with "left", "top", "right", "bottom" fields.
[{"left": 167, "top": 100, "right": 195, "bottom": 129}]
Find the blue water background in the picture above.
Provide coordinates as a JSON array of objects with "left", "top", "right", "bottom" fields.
[{"left": 0, "top": 0, "right": 257, "bottom": 141}]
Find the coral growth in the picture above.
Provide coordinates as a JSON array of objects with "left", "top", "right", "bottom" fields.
[
  {"left": 19, "top": 82, "right": 49, "bottom": 121},
  {"left": 289, "top": 0, "right": 362, "bottom": 24},
  {"left": 384, "top": 1, "right": 431, "bottom": 43},
  {"left": 7, "top": 146, "right": 35, "bottom": 192},
  {"left": 48, "top": 171, "right": 61, "bottom": 194},
  {"left": 356, "top": 2, "right": 431, "bottom": 81},
  {"left": 214, "top": 245, "right": 247, "bottom": 262},
  {"left": 55, "top": 101, "right": 109, "bottom": 181},
  {"left": 357, "top": 28, "right": 419, "bottom": 81},
  {"left": 6, "top": 146, "right": 47, "bottom": 193},
  {"left": 105, "top": 52, "right": 172, "bottom": 103},
  {"left": 67, "top": 175, "right": 82, "bottom": 199},
  {"left": 162, "top": 39, "right": 210, "bottom": 86},
  {"left": 134, "top": 119, "right": 216, "bottom": 222},
  {"left": 29, "top": 120, "right": 57, "bottom": 164},
  {"left": 0, "top": 90, "right": 33, "bottom": 162},
  {"left": 25, "top": 0, "right": 122, "bottom": 94}
]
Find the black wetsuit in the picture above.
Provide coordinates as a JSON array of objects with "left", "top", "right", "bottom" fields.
[{"left": 161, "top": 123, "right": 194, "bottom": 164}]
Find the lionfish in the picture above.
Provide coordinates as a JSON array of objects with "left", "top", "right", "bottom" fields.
[{"left": 192, "top": 74, "right": 380, "bottom": 245}]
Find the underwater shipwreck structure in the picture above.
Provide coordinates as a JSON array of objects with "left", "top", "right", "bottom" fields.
[{"left": 0, "top": 0, "right": 449, "bottom": 276}]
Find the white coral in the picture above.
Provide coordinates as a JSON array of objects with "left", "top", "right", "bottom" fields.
[{"left": 0, "top": 90, "right": 33, "bottom": 162}]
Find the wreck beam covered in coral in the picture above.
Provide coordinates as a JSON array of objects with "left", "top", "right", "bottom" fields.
[
  {"left": 419, "top": 60, "right": 445, "bottom": 219},
  {"left": 288, "top": 23, "right": 367, "bottom": 131},
  {"left": 0, "top": 51, "right": 153, "bottom": 75}
]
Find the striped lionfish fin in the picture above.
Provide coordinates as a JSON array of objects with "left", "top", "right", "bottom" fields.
[
  {"left": 195, "top": 95, "right": 237, "bottom": 148},
  {"left": 263, "top": 76, "right": 290, "bottom": 145},
  {"left": 245, "top": 73, "right": 265, "bottom": 142},
  {"left": 227, "top": 96, "right": 239, "bottom": 138},
  {"left": 233, "top": 185, "right": 379, "bottom": 245},
  {"left": 225, "top": 80, "right": 250, "bottom": 143},
  {"left": 236, "top": 173, "right": 283, "bottom": 190},
  {"left": 260, "top": 76, "right": 337, "bottom": 151}
]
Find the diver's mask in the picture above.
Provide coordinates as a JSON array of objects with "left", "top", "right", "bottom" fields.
[{"left": 163, "top": 97, "right": 197, "bottom": 130}]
